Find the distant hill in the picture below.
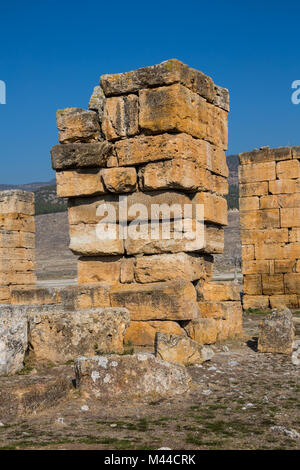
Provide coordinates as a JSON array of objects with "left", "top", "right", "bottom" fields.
[{"left": 0, "top": 179, "right": 56, "bottom": 192}]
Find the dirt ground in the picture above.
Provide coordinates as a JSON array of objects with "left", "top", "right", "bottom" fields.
[{"left": 0, "top": 311, "right": 299, "bottom": 451}]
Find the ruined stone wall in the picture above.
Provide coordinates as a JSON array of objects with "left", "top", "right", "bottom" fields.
[
  {"left": 239, "top": 146, "right": 300, "bottom": 310},
  {"left": 50, "top": 59, "right": 242, "bottom": 346},
  {"left": 0, "top": 190, "right": 36, "bottom": 303}
]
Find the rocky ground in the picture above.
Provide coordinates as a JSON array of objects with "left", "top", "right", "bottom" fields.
[{"left": 0, "top": 311, "right": 299, "bottom": 450}]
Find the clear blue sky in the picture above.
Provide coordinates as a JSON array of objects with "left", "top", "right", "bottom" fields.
[{"left": 1, "top": 0, "right": 300, "bottom": 184}]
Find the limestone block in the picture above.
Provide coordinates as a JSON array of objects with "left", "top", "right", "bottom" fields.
[
  {"left": 193, "top": 192, "right": 227, "bottom": 225},
  {"left": 124, "top": 320, "right": 185, "bottom": 347},
  {"left": 216, "top": 306, "right": 243, "bottom": 340},
  {"left": 139, "top": 159, "right": 211, "bottom": 192},
  {"left": 0, "top": 231, "right": 35, "bottom": 249},
  {"left": 0, "top": 190, "right": 34, "bottom": 216},
  {"left": 0, "top": 305, "right": 28, "bottom": 376},
  {"left": 255, "top": 244, "right": 285, "bottom": 260},
  {"left": 199, "top": 282, "right": 240, "bottom": 302},
  {"left": 56, "top": 169, "right": 106, "bottom": 198},
  {"left": 239, "top": 161, "right": 276, "bottom": 183},
  {"left": 110, "top": 280, "right": 199, "bottom": 321},
  {"left": 242, "top": 260, "right": 271, "bottom": 275},
  {"left": 100, "top": 59, "right": 218, "bottom": 104},
  {"left": 56, "top": 108, "right": 100, "bottom": 144},
  {"left": 0, "top": 248, "right": 34, "bottom": 261},
  {"left": 75, "top": 353, "right": 191, "bottom": 400},
  {"left": 51, "top": 142, "right": 113, "bottom": 170},
  {"left": 0, "top": 272, "right": 36, "bottom": 287},
  {"left": 197, "top": 301, "right": 241, "bottom": 320},
  {"left": 139, "top": 83, "right": 228, "bottom": 149},
  {"left": 274, "top": 259, "right": 295, "bottom": 273},
  {"left": 239, "top": 197, "right": 260, "bottom": 211},
  {"left": 11, "top": 286, "right": 58, "bottom": 305},
  {"left": 155, "top": 332, "right": 214, "bottom": 366},
  {"left": 289, "top": 228, "right": 300, "bottom": 243},
  {"left": 262, "top": 274, "right": 284, "bottom": 295},
  {"left": 120, "top": 258, "right": 134, "bottom": 283},
  {"left": 69, "top": 223, "right": 124, "bottom": 256},
  {"left": 241, "top": 245, "right": 254, "bottom": 261},
  {"left": 184, "top": 318, "right": 219, "bottom": 344},
  {"left": 296, "top": 260, "right": 300, "bottom": 272},
  {"left": 115, "top": 133, "right": 207, "bottom": 169},
  {"left": 240, "top": 209, "right": 280, "bottom": 230},
  {"left": 242, "top": 295, "right": 269, "bottom": 310},
  {"left": 0, "top": 258, "right": 35, "bottom": 272},
  {"left": 259, "top": 195, "right": 279, "bottom": 210},
  {"left": 240, "top": 228, "right": 288, "bottom": 245},
  {"left": 205, "top": 143, "right": 228, "bottom": 177},
  {"left": 134, "top": 253, "right": 211, "bottom": 283},
  {"left": 88, "top": 86, "right": 105, "bottom": 118},
  {"left": 56, "top": 284, "right": 111, "bottom": 309},
  {"left": 102, "top": 95, "right": 139, "bottom": 141},
  {"left": 281, "top": 208, "right": 300, "bottom": 227},
  {"left": 243, "top": 274, "right": 262, "bottom": 295},
  {"left": 284, "top": 273, "right": 300, "bottom": 294},
  {"left": 239, "top": 147, "right": 292, "bottom": 165},
  {"left": 28, "top": 307, "right": 130, "bottom": 364},
  {"left": 101, "top": 167, "right": 137, "bottom": 193},
  {"left": 77, "top": 256, "right": 122, "bottom": 284},
  {"left": 210, "top": 174, "right": 229, "bottom": 195},
  {"left": 258, "top": 309, "right": 295, "bottom": 354},
  {"left": 124, "top": 221, "right": 224, "bottom": 255},
  {"left": 67, "top": 191, "right": 193, "bottom": 225},
  {"left": 276, "top": 160, "right": 300, "bottom": 179},
  {"left": 269, "top": 179, "right": 300, "bottom": 194},
  {"left": 0, "top": 214, "right": 35, "bottom": 232},
  {"left": 239, "top": 182, "right": 268, "bottom": 197},
  {"left": 269, "top": 295, "right": 298, "bottom": 309},
  {"left": 0, "top": 286, "right": 10, "bottom": 303}
]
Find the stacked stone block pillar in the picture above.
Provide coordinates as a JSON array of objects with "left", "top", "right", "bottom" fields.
[
  {"left": 51, "top": 59, "right": 242, "bottom": 346},
  {"left": 239, "top": 146, "right": 300, "bottom": 310},
  {"left": 0, "top": 190, "right": 36, "bottom": 304}
]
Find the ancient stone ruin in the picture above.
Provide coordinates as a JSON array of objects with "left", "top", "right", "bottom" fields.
[
  {"left": 50, "top": 59, "right": 243, "bottom": 347},
  {"left": 0, "top": 190, "right": 36, "bottom": 304},
  {"left": 239, "top": 146, "right": 300, "bottom": 310}
]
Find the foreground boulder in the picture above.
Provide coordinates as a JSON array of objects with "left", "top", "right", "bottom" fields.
[
  {"left": 258, "top": 309, "right": 295, "bottom": 354},
  {"left": 0, "top": 306, "right": 28, "bottom": 376},
  {"left": 155, "top": 332, "right": 214, "bottom": 366},
  {"left": 28, "top": 307, "right": 130, "bottom": 364},
  {"left": 75, "top": 353, "right": 191, "bottom": 400}
]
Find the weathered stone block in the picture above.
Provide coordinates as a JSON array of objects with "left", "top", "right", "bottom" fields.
[
  {"left": 284, "top": 273, "right": 300, "bottom": 294},
  {"left": 120, "top": 258, "right": 134, "bottom": 283},
  {"left": 269, "top": 178, "right": 300, "bottom": 194},
  {"left": 56, "top": 108, "right": 100, "bottom": 144},
  {"left": 102, "top": 95, "right": 139, "bottom": 141},
  {"left": 51, "top": 142, "right": 113, "bottom": 170},
  {"left": 239, "top": 161, "right": 276, "bottom": 183},
  {"left": 139, "top": 159, "right": 211, "bottom": 192},
  {"left": 100, "top": 59, "right": 220, "bottom": 104},
  {"left": 56, "top": 169, "right": 106, "bottom": 198},
  {"left": 239, "top": 182, "right": 268, "bottom": 197},
  {"left": 110, "top": 280, "right": 199, "bottom": 321},
  {"left": 115, "top": 133, "right": 207, "bottom": 169},
  {"left": 101, "top": 167, "right": 137, "bottom": 193},
  {"left": 239, "top": 197, "right": 260, "bottom": 211},
  {"left": 155, "top": 332, "right": 214, "bottom": 366},
  {"left": 269, "top": 295, "right": 298, "bottom": 309},
  {"left": 281, "top": 208, "right": 300, "bottom": 227},
  {"left": 262, "top": 274, "right": 284, "bottom": 295},
  {"left": 124, "top": 320, "right": 185, "bottom": 347},
  {"left": 0, "top": 190, "right": 34, "bottom": 216},
  {"left": 0, "top": 305, "right": 28, "bottom": 376},
  {"left": 0, "top": 231, "right": 35, "bottom": 249},
  {"left": 243, "top": 274, "right": 262, "bottom": 295},
  {"left": 0, "top": 214, "right": 35, "bottom": 233},
  {"left": 258, "top": 309, "right": 295, "bottom": 354},
  {"left": 28, "top": 307, "right": 130, "bottom": 364},
  {"left": 240, "top": 209, "right": 280, "bottom": 230},
  {"left": 276, "top": 159, "right": 300, "bottom": 179},
  {"left": 77, "top": 256, "right": 122, "bottom": 284},
  {"left": 198, "top": 301, "right": 241, "bottom": 320},
  {"left": 239, "top": 146, "right": 292, "bottom": 165},
  {"left": 69, "top": 223, "right": 124, "bottom": 256},
  {"left": 242, "top": 295, "right": 269, "bottom": 310},
  {"left": 193, "top": 192, "right": 227, "bottom": 225},
  {"left": 134, "top": 253, "right": 211, "bottom": 283},
  {"left": 184, "top": 318, "right": 219, "bottom": 344},
  {"left": 241, "top": 245, "right": 254, "bottom": 261},
  {"left": 88, "top": 86, "right": 105, "bottom": 117},
  {"left": 240, "top": 228, "right": 288, "bottom": 245},
  {"left": 75, "top": 353, "right": 191, "bottom": 400},
  {"left": 242, "top": 260, "right": 271, "bottom": 274},
  {"left": 139, "top": 83, "right": 228, "bottom": 149},
  {"left": 0, "top": 272, "right": 36, "bottom": 287},
  {"left": 199, "top": 282, "right": 240, "bottom": 302}
]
